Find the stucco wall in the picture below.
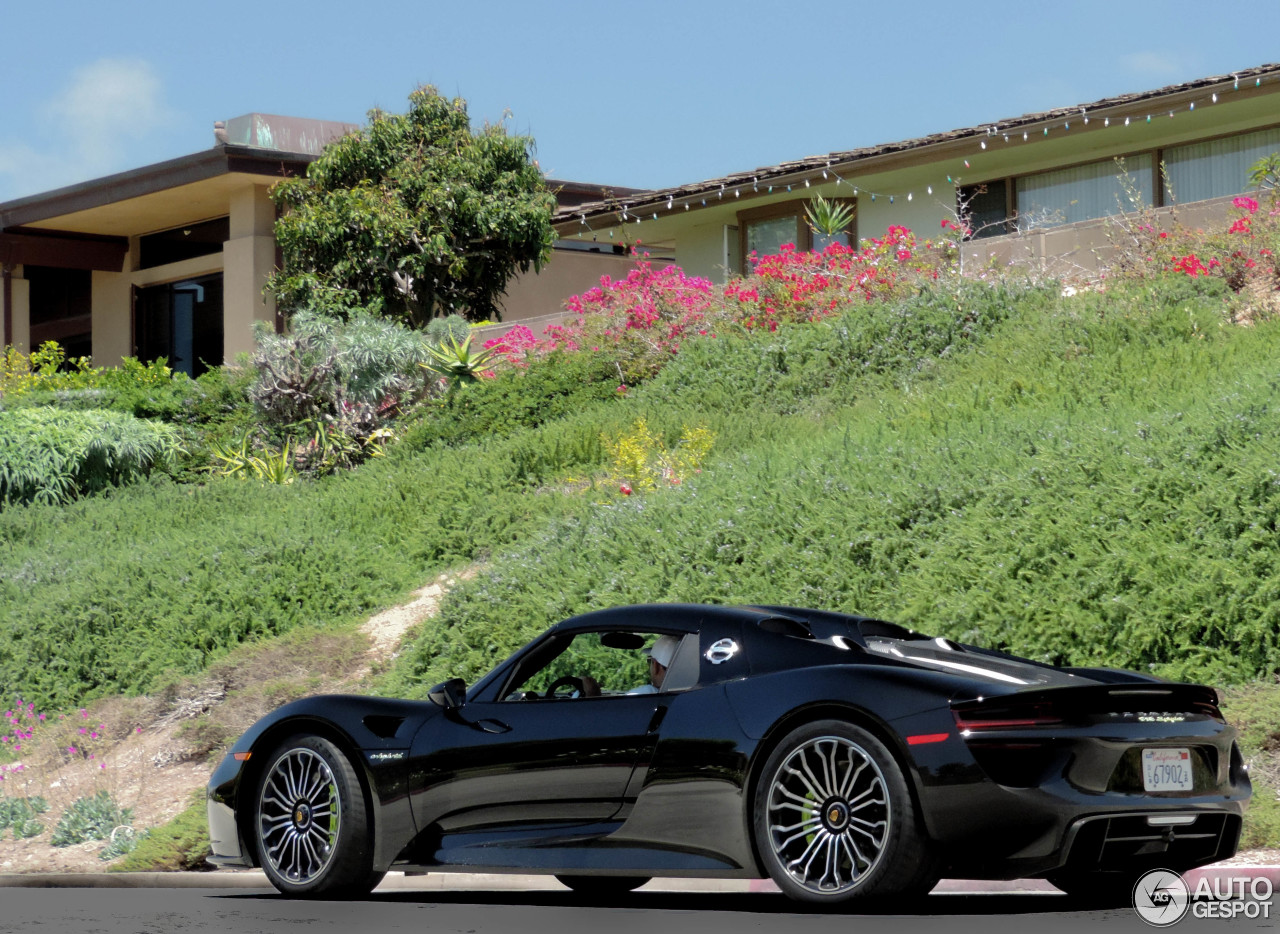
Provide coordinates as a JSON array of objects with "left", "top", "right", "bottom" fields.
[{"left": 501, "top": 248, "right": 641, "bottom": 322}]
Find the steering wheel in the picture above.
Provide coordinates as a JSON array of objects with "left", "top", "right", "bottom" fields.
[{"left": 545, "top": 675, "right": 585, "bottom": 699}]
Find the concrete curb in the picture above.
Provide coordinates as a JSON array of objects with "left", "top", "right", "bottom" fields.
[{"left": 2, "top": 867, "right": 1276, "bottom": 894}]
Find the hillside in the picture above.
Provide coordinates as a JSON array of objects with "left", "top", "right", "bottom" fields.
[{"left": 3, "top": 238, "right": 1280, "bottom": 859}]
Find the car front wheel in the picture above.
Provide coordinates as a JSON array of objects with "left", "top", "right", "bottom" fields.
[
  {"left": 753, "top": 720, "right": 939, "bottom": 904},
  {"left": 254, "top": 734, "right": 382, "bottom": 897}
]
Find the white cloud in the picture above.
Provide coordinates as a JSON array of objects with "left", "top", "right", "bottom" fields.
[
  {"left": 0, "top": 58, "right": 173, "bottom": 200},
  {"left": 1121, "top": 52, "right": 1182, "bottom": 79}
]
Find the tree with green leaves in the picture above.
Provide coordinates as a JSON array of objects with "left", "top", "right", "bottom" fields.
[{"left": 270, "top": 86, "right": 556, "bottom": 326}]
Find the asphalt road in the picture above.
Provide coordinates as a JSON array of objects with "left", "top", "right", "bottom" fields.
[{"left": 0, "top": 886, "right": 1274, "bottom": 934}]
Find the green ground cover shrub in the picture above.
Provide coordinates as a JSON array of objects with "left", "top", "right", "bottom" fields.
[
  {"left": 0, "top": 436, "right": 590, "bottom": 709},
  {"left": 1219, "top": 682, "right": 1280, "bottom": 848},
  {"left": 0, "top": 408, "right": 182, "bottom": 506},
  {"left": 50, "top": 790, "right": 131, "bottom": 847},
  {"left": 401, "top": 350, "right": 624, "bottom": 449},
  {"left": 384, "top": 280, "right": 1280, "bottom": 694},
  {"left": 0, "top": 795, "right": 49, "bottom": 839},
  {"left": 110, "top": 791, "right": 209, "bottom": 871}
]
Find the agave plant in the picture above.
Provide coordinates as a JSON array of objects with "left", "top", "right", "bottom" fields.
[
  {"left": 420, "top": 332, "right": 497, "bottom": 389},
  {"left": 805, "top": 194, "right": 856, "bottom": 237}
]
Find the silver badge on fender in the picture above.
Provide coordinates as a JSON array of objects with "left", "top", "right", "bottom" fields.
[{"left": 705, "top": 638, "right": 739, "bottom": 665}]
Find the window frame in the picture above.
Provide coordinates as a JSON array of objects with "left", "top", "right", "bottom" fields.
[{"left": 737, "top": 197, "right": 856, "bottom": 270}]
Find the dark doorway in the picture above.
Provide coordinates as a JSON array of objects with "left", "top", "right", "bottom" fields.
[{"left": 134, "top": 274, "right": 223, "bottom": 377}]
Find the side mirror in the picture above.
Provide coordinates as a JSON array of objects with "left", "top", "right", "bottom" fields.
[{"left": 428, "top": 678, "right": 467, "bottom": 709}]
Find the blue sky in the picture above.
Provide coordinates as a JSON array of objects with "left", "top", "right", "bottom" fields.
[{"left": 2, "top": 1, "right": 1278, "bottom": 202}]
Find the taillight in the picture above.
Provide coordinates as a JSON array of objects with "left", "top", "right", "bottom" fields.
[{"left": 952, "top": 702, "right": 1063, "bottom": 734}]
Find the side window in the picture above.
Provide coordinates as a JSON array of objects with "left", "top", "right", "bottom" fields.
[{"left": 502, "top": 631, "right": 697, "bottom": 699}]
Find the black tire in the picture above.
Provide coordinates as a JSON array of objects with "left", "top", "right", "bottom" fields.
[
  {"left": 1047, "top": 870, "right": 1152, "bottom": 907},
  {"left": 753, "top": 720, "right": 940, "bottom": 904},
  {"left": 555, "top": 875, "right": 650, "bottom": 894},
  {"left": 254, "top": 734, "right": 380, "bottom": 898}
]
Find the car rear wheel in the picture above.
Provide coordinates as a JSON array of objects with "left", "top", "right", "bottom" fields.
[
  {"left": 555, "top": 875, "right": 650, "bottom": 894},
  {"left": 255, "top": 734, "right": 382, "bottom": 897},
  {"left": 754, "top": 720, "right": 939, "bottom": 904}
]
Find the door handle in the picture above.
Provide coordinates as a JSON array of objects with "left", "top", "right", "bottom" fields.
[
  {"left": 472, "top": 718, "right": 511, "bottom": 734},
  {"left": 646, "top": 707, "right": 667, "bottom": 734}
]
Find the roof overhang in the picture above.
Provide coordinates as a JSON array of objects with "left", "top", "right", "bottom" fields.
[
  {"left": 0, "top": 144, "right": 315, "bottom": 240},
  {"left": 554, "top": 62, "right": 1280, "bottom": 236}
]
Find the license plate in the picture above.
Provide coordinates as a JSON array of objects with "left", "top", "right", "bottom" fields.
[{"left": 1142, "top": 747, "right": 1193, "bottom": 792}]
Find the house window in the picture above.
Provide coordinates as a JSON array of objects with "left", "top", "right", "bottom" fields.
[
  {"left": 134, "top": 273, "right": 223, "bottom": 377},
  {"left": 25, "top": 265, "right": 93, "bottom": 360},
  {"left": 738, "top": 199, "right": 855, "bottom": 271},
  {"left": 958, "top": 180, "right": 1011, "bottom": 239},
  {"left": 1163, "top": 126, "right": 1280, "bottom": 204},
  {"left": 1015, "top": 154, "right": 1153, "bottom": 230},
  {"left": 138, "top": 217, "right": 229, "bottom": 270},
  {"left": 746, "top": 214, "right": 801, "bottom": 260}
]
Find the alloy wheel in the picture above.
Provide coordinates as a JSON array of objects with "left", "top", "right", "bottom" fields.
[
  {"left": 764, "top": 734, "right": 890, "bottom": 895},
  {"left": 258, "top": 747, "right": 342, "bottom": 885}
]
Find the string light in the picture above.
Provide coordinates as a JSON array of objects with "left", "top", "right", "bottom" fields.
[{"left": 571, "top": 71, "right": 1271, "bottom": 238}]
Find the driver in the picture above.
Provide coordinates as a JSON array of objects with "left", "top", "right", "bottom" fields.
[{"left": 628, "top": 635, "right": 679, "bottom": 695}]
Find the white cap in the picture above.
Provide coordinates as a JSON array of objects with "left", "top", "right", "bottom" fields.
[{"left": 648, "top": 634, "right": 680, "bottom": 668}]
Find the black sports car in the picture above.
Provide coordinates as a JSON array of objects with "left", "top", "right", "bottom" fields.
[{"left": 206, "top": 603, "right": 1250, "bottom": 903}]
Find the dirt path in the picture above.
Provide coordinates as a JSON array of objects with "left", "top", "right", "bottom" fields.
[{"left": 0, "top": 567, "right": 476, "bottom": 873}]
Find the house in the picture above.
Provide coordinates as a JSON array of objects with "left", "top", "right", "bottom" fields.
[
  {"left": 552, "top": 63, "right": 1280, "bottom": 282},
  {"left": 7, "top": 63, "right": 1278, "bottom": 373},
  {"left": 0, "top": 113, "right": 645, "bottom": 373}
]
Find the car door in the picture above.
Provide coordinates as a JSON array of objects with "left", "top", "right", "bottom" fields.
[
  {"left": 408, "top": 693, "right": 665, "bottom": 835},
  {"left": 406, "top": 627, "right": 686, "bottom": 837}
]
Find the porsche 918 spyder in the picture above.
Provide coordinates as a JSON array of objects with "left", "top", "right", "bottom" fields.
[{"left": 206, "top": 603, "right": 1250, "bottom": 904}]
